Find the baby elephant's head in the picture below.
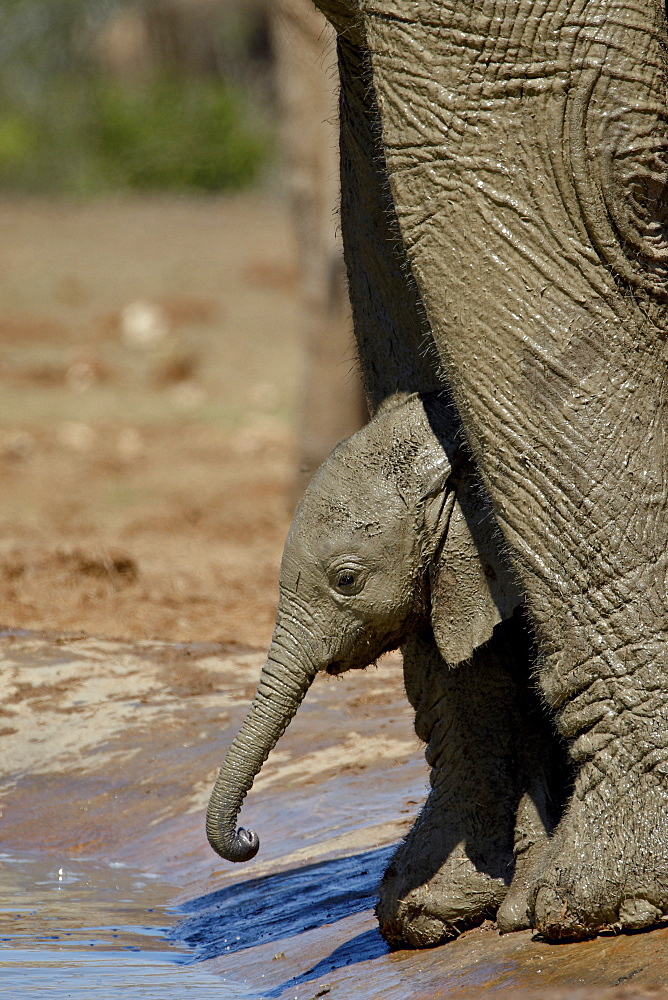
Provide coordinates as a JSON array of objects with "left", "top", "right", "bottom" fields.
[
  {"left": 279, "top": 394, "right": 458, "bottom": 675},
  {"left": 206, "top": 393, "right": 521, "bottom": 863}
]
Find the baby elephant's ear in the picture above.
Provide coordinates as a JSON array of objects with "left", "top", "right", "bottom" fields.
[{"left": 428, "top": 473, "right": 523, "bottom": 666}]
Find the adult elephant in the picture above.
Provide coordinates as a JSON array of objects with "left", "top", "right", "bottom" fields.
[{"left": 309, "top": 0, "right": 668, "bottom": 941}]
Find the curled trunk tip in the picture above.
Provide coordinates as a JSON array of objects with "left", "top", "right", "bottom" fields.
[
  {"left": 206, "top": 811, "right": 259, "bottom": 863},
  {"left": 205, "top": 644, "right": 317, "bottom": 863}
]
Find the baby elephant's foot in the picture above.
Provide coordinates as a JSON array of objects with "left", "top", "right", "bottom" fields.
[
  {"left": 376, "top": 812, "right": 510, "bottom": 948},
  {"left": 377, "top": 850, "right": 506, "bottom": 949},
  {"left": 527, "top": 761, "right": 668, "bottom": 940},
  {"left": 496, "top": 838, "right": 548, "bottom": 933},
  {"left": 497, "top": 782, "right": 562, "bottom": 934}
]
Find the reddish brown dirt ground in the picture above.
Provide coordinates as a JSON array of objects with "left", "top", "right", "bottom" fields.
[{"left": 0, "top": 194, "right": 306, "bottom": 648}]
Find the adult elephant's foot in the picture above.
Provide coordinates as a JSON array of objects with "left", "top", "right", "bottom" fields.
[
  {"left": 376, "top": 791, "right": 510, "bottom": 948},
  {"left": 526, "top": 754, "right": 668, "bottom": 940}
]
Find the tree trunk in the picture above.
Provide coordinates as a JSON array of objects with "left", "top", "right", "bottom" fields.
[{"left": 271, "top": 0, "right": 368, "bottom": 502}]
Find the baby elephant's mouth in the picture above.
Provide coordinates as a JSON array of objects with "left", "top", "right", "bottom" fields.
[
  {"left": 325, "top": 661, "right": 347, "bottom": 676},
  {"left": 326, "top": 660, "right": 368, "bottom": 676}
]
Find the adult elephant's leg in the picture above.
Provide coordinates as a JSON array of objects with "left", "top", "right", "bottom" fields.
[
  {"left": 378, "top": 618, "right": 564, "bottom": 947},
  {"left": 362, "top": 0, "right": 668, "bottom": 938}
]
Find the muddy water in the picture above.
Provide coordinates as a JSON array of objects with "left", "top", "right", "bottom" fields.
[
  {"left": 3, "top": 632, "right": 668, "bottom": 999},
  {"left": 0, "top": 854, "right": 227, "bottom": 998},
  {"left": 0, "top": 633, "right": 421, "bottom": 998},
  {"left": 0, "top": 848, "right": 391, "bottom": 999}
]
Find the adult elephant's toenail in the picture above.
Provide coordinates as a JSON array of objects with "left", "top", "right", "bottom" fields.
[
  {"left": 618, "top": 898, "right": 662, "bottom": 930},
  {"left": 497, "top": 891, "right": 531, "bottom": 933},
  {"left": 533, "top": 886, "right": 579, "bottom": 938}
]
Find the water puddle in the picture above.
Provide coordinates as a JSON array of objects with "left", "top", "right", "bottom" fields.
[
  {"left": 176, "top": 845, "right": 393, "bottom": 963},
  {"left": 0, "top": 853, "right": 228, "bottom": 998},
  {"left": 0, "top": 848, "right": 394, "bottom": 999}
]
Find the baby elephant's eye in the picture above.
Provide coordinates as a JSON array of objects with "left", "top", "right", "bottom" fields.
[{"left": 330, "top": 565, "right": 365, "bottom": 595}]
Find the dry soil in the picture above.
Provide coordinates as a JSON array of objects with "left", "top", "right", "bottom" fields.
[{"left": 0, "top": 193, "right": 308, "bottom": 648}]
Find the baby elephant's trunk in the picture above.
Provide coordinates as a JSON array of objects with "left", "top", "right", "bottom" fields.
[{"left": 206, "top": 634, "right": 317, "bottom": 862}]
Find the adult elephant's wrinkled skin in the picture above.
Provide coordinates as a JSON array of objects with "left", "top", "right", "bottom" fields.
[
  {"left": 206, "top": 394, "right": 567, "bottom": 947},
  {"left": 308, "top": 0, "right": 668, "bottom": 941}
]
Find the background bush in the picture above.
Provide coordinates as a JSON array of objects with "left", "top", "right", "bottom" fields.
[{"left": 0, "top": 0, "right": 272, "bottom": 194}]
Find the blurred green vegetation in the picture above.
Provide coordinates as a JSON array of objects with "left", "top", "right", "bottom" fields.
[
  {"left": 0, "top": 0, "right": 272, "bottom": 194},
  {"left": 0, "top": 76, "right": 270, "bottom": 193}
]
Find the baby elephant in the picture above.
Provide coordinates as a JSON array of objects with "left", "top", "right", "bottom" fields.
[{"left": 206, "top": 393, "right": 563, "bottom": 946}]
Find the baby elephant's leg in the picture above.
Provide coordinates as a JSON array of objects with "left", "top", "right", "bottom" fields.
[
  {"left": 377, "top": 618, "right": 560, "bottom": 948},
  {"left": 497, "top": 664, "right": 570, "bottom": 933}
]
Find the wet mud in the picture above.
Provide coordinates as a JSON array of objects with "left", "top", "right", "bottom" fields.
[{"left": 2, "top": 631, "right": 668, "bottom": 998}]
